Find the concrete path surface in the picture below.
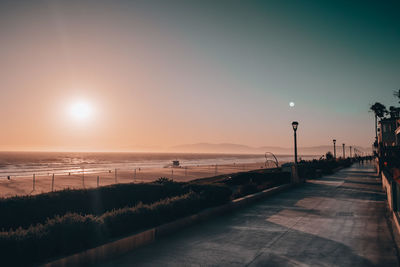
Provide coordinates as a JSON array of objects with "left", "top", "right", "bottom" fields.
[{"left": 100, "top": 163, "right": 399, "bottom": 266}]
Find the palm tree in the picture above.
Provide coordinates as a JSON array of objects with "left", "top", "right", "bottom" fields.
[{"left": 370, "top": 102, "right": 387, "bottom": 141}]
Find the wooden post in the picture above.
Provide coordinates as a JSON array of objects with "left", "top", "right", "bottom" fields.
[
  {"left": 82, "top": 167, "right": 85, "bottom": 188},
  {"left": 33, "top": 174, "right": 36, "bottom": 191},
  {"left": 172, "top": 169, "right": 174, "bottom": 179},
  {"left": 51, "top": 173, "right": 54, "bottom": 191},
  {"left": 115, "top": 168, "right": 117, "bottom": 183},
  {"left": 97, "top": 176, "right": 99, "bottom": 187}
]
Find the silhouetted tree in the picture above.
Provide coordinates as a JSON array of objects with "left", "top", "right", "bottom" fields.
[
  {"left": 389, "top": 106, "right": 400, "bottom": 118},
  {"left": 370, "top": 102, "right": 387, "bottom": 141},
  {"left": 394, "top": 89, "right": 400, "bottom": 103},
  {"left": 325, "top": 151, "right": 333, "bottom": 161}
]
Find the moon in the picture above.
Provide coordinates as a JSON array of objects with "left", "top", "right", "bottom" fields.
[{"left": 289, "top": 102, "right": 295, "bottom": 107}]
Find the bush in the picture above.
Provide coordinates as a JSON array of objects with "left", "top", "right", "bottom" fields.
[
  {"left": 154, "top": 177, "right": 175, "bottom": 184},
  {"left": 234, "top": 183, "right": 258, "bottom": 198},
  {"left": 0, "top": 185, "right": 232, "bottom": 266},
  {"left": 0, "top": 213, "right": 104, "bottom": 266},
  {"left": 297, "top": 158, "right": 352, "bottom": 179},
  {"left": 185, "top": 183, "right": 232, "bottom": 206},
  {"left": 226, "top": 171, "right": 290, "bottom": 186},
  {"left": 0, "top": 182, "right": 187, "bottom": 230}
]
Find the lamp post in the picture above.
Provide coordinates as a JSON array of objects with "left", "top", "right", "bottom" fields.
[
  {"left": 333, "top": 139, "right": 336, "bottom": 159},
  {"left": 292, "top": 121, "right": 299, "bottom": 164},
  {"left": 342, "top": 143, "right": 345, "bottom": 158},
  {"left": 350, "top": 146, "right": 352, "bottom": 158}
]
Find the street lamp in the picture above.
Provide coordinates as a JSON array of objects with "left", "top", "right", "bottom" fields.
[
  {"left": 333, "top": 139, "right": 336, "bottom": 159},
  {"left": 292, "top": 121, "right": 299, "bottom": 164},
  {"left": 342, "top": 143, "right": 345, "bottom": 158}
]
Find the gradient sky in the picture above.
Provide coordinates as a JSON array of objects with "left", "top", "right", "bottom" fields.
[{"left": 0, "top": 0, "right": 399, "bottom": 151}]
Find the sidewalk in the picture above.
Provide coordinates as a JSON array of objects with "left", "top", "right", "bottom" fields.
[{"left": 100, "top": 163, "right": 399, "bottom": 266}]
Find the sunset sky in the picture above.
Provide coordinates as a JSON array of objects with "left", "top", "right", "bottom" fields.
[{"left": 1, "top": 0, "right": 399, "bottom": 152}]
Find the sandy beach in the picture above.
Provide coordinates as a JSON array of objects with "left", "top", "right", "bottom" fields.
[{"left": 0, "top": 162, "right": 271, "bottom": 198}]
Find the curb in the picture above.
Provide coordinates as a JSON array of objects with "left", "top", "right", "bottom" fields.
[{"left": 42, "top": 183, "right": 293, "bottom": 267}]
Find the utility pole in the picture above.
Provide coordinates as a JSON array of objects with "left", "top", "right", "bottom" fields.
[
  {"left": 333, "top": 139, "right": 336, "bottom": 159},
  {"left": 292, "top": 122, "right": 299, "bottom": 164},
  {"left": 52, "top": 173, "right": 55, "bottom": 191},
  {"left": 342, "top": 143, "right": 345, "bottom": 158}
]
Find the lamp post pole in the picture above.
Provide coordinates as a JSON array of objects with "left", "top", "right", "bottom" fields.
[
  {"left": 333, "top": 139, "right": 336, "bottom": 159},
  {"left": 292, "top": 121, "right": 299, "bottom": 164},
  {"left": 342, "top": 143, "right": 345, "bottom": 158},
  {"left": 350, "top": 146, "right": 352, "bottom": 158}
]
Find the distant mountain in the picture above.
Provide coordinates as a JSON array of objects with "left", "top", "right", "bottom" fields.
[
  {"left": 169, "top": 143, "right": 281, "bottom": 154},
  {"left": 168, "top": 143, "right": 371, "bottom": 155}
]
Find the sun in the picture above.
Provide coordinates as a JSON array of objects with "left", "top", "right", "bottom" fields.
[
  {"left": 69, "top": 101, "right": 93, "bottom": 121},
  {"left": 289, "top": 101, "right": 295, "bottom": 108}
]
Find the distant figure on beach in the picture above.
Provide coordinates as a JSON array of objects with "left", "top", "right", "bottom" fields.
[{"left": 7, "top": 176, "right": 10, "bottom": 180}]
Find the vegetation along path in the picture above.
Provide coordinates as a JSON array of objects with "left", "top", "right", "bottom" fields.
[{"left": 101, "top": 163, "right": 399, "bottom": 266}]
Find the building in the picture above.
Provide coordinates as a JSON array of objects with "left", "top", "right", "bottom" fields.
[
  {"left": 396, "top": 119, "right": 400, "bottom": 146},
  {"left": 378, "top": 118, "right": 397, "bottom": 147},
  {"left": 378, "top": 117, "right": 400, "bottom": 170}
]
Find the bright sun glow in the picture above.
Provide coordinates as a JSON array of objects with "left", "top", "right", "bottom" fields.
[
  {"left": 289, "top": 101, "right": 295, "bottom": 107},
  {"left": 69, "top": 101, "right": 93, "bottom": 121}
]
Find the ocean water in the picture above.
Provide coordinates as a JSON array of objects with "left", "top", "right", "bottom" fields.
[{"left": 0, "top": 152, "right": 317, "bottom": 178}]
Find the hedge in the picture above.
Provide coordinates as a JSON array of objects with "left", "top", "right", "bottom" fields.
[
  {"left": 0, "top": 184, "right": 232, "bottom": 266},
  {"left": 297, "top": 158, "right": 352, "bottom": 179},
  {"left": 0, "top": 182, "right": 187, "bottom": 230}
]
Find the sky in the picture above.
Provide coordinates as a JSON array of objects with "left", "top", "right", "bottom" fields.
[{"left": 0, "top": 0, "right": 399, "bottom": 152}]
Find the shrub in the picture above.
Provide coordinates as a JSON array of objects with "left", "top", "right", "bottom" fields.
[
  {"left": 185, "top": 183, "right": 232, "bottom": 206},
  {"left": 297, "top": 158, "right": 352, "bottom": 179},
  {"left": 0, "top": 183, "right": 233, "bottom": 266},
  {"left": 234, "top": 183, "right": 258, "bottom": 198},
  {"left": 154, "top": 177, "right": 175, "bottom": 184},
  {"left": 226, "top": 171, "right": 290, "bottom": 186},
  {"left": 0, "top": 182, "right": 187, "bottom": 230}
]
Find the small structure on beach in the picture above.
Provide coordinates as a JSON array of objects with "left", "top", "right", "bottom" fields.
[
  {"left": 163, "top": 160, "right": 181, "bottom": 168},
  {"left": 172, "top": 160, "right": 180, "bottom": 167}
]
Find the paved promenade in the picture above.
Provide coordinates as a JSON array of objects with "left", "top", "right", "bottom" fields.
[{"left": 101, "top": 163, "right": 399, "bottom": 266}]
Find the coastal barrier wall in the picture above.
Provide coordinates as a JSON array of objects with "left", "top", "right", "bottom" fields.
[
  {"left": 381, "top": 170, "right": 400, "bottom": 238},
  {"left": 382, "top": 170, "right": 394, "bottom": 210}
]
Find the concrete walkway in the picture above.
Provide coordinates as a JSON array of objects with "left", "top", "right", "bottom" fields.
[{"left": 100, "top": 163, "right": 399, "bottom": 266}]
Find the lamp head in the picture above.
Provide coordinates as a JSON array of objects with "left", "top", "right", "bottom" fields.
[
  {"left": 333, "top": 139, "right": 336, "bottom": 144},
  {"left": 292, "top": 121, "right": 299, "bottom": 131}
]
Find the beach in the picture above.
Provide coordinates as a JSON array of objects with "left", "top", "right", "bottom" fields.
[{"left": 0, "top": 162, "right": 270, "bottom": 198}]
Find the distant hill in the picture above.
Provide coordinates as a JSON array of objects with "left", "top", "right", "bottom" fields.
[{"left": 168, "top": 143, "right": 371, "bottom": 155}]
